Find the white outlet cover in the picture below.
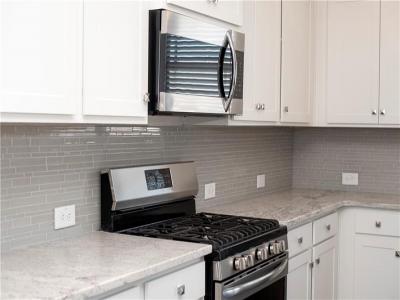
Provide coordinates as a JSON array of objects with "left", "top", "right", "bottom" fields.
[
  {"left": 257, "top": 174, "right": 266, "bottom": 188},
  {"left": 342, "top": 172, "right": 359, "bottom": 186},
  {"left": 54, "top": 205, "right": 76, "bottom": 230},
  {"left": 204, "top": 182, "right": 216, "bottom": 200}
]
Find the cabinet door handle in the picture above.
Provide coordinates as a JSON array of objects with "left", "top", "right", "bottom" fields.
[
  {"left": 315, "top": 258, "right": 320, "bottom": 265},
  {"left": 375, "top": 221, "right": 381, "bottom": 228},
  {"left": 372, "top": 109, "right": 378, "bottom": 115},
  {"left": 380, "top": 109, "right": 386, "bottom": 116},
  {"left": 261, "top": 104, "right": 265, "bottom": 110},
  {"left": 284, "top": 106, "right": 289, "bottom": 113},
  {"left": 177, "top": 284, "right": 185, "bottom": 296},
  {"left": 297, "top": 237, "right": 303, "bottom": 244},
  {"left": 395, "top": 251, "right": 400, "bottom": 257},
  {"left": 309, "top": 262, "right": 314, "bottom": 268},
  {"left": 326, "top": 224, "right": 331, "bottom": 231}
]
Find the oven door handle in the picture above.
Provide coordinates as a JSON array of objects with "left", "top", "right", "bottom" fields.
[
  {"left": 218, "top": 30, "right": 238, "bottom": 113},
  {"left": 222, "top": 259, "right": 288, "bottom": 298}
]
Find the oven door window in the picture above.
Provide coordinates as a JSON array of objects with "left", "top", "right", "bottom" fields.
[{"left": 160, "top": 33, "right": 232, "bottom": 99}]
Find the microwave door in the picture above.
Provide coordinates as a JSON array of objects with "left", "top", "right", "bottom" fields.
[
  {"left": 152, "top": 10, "right": 244, "bottom": 115},
  {"left": 160, "top": 34, "right": 226, "bottom": 114}
]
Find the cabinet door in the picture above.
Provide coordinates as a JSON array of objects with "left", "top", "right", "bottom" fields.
[
  {"left": 0, "top": 0, "right": 82, "bottom": 115},
  {"left": 281, "top": 0, "right": 312, "bottom": 123},
  {"left": 287, "top": 249, "right": 312, "bottom": 300},
  {"left": 325, "top": 1, "right": 380, "bottom": 125},
  {"left": 312, "top": 237, "right": 336, "bottom": 300},
  {"left": 354, "top": 235, "right": 400, "bottom": 299},
  {"left": 233, "top": 0, "right": 280, "bottom": 123},
  {"left": 167, "top": 0, "right": 243, "bottom": 26},
  {"left": 83, "top": 0, "right": 147, "bottom": 118},
  {"left": 379, "top": 1, "right": 400, "bottom": 125}
]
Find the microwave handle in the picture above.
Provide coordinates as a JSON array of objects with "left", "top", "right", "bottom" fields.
[{"left": 221, "top": 30, "right": 238, "bottom": 112}]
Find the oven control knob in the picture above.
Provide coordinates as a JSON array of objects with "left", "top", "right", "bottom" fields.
[
  {"left": 233, "top": 257, "right": 247, "bottom": 271},
  {"left": 256, "top": 247, "right": 268, "bottom": 261},
  {"left": 268, "top": 242, "right": 281, "bottom": 255},
  {"left": 244, "top": 254, "right": 255, "bottom": 267},
  {"left": 279, "top": 240, "right": 286, "bottom": 252}
]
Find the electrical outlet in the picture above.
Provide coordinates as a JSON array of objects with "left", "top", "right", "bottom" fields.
[
  {"left": 342, "top": 172, "right": 359, "bottom": 186},
  {"left": 54, "top": 205, "right": 75, "bottom": 230},
  {"left": 257, "top": 174, "right": 266, "bottom": 188},
  {"left": 204, "top": 182, "right": 216, "bottom": 200}
]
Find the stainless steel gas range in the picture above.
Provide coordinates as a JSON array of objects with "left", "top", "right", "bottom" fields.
[{"left": 101, "top": 161, "right": 288, "bottom": 300}]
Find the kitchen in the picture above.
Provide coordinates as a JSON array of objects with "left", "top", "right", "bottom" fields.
[{"left": 0, "top": 0, "right": 399, "bottom": 300}]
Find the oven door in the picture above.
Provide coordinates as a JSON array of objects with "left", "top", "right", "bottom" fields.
[
  {"left": 214, "top": 253, "right": 288, "bottom": 300},
  {"left": 149, "top": 10, "right": 244, "bottom": 115}
]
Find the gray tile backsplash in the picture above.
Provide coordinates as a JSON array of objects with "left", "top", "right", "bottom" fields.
[
  {"left": 293, "top": 128, "right": 400, "bottom": 195},
  {"left": 1, "top": 125, "right": 293, "bottom": 251},
  {"left": 2, "top": 125, "right": 399, "bottom": 252}
]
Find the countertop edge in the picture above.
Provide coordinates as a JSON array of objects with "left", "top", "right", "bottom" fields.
[
  {"left": 68, "top": 244, "right": 212, "bottom": 300},
  {"left": 284, "top": 200, "right": 400, "bottom": 230}
]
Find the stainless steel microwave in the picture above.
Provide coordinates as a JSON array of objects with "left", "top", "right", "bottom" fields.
[{"left": 148, "top": 9, "right": 244, "bottom": 116}]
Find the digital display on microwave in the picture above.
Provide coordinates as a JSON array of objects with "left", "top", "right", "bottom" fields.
[{"left": 145, "top": 168, "right": 172, "bottom": 190}]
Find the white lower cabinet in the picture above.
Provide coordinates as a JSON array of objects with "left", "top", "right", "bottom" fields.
[
  {"left": 288, "top": 213, "right": 337, "bottom": 300},
  {"left": 354, "top": 235, "right": 400, "bottom": 300},
  {"left": 338, "top": 208, "right": 400, "bottom": 300},
  {"left": 311, "top": 237, "right": 336, "bottom": 300},
  {"left": 102, "top": 261, "right": 205, "bottom": 300},
  {"left": 104, "top": 285, "right": 144, "bottom": 300},
  {"left": 288, "top": 249, "right": 312, "bottom": 300},
  {"left": 145, "top": 261, "right": 205, "bottom": 300}
]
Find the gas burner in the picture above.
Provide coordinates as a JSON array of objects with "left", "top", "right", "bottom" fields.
[{"left": 123, "top": 213, "right": 281, "bottom": 252}]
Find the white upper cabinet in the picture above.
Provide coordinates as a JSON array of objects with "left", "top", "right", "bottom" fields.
[
  {"left": 379, "top": 1, "right": 400, "bottom": 125},
  {"left": 233, "top": 0, "right": 281, "bottom": 123},
  {"left": 324, "top": 1, "right": 380, "bottom": 125},
  {"left": 0, "top": 0, "right": 82, "bottom": 115},
  {"left": 281, "top": 0, "right": 312, "bottom": 123},
  {"left": 83, "top": 0, "right": 148, "bottom": 119},
  {"left": 166, "top": 0, "right": 243, "bottom": 26}
]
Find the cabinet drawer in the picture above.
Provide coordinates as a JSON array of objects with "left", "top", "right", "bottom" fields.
[
  {"left": 313, "top": 212, "right": 338, "bottom": 245},
  {"left": 145, "top": 261, "right": 205, "bottom": 300},
  {"left": 355, "top": 209, "right": 400, "bottom": 237},
  {"left": 103, "top": 286, "right": 143, "bottom": 300},
  {"left": 288, "top": 223, "right": 313, "bottom": 257}
]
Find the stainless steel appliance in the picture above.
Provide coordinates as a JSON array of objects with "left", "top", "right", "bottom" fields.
[
  {"left": 101, "top": 162, "right": 288, "bottom": 300},
  {"left": 148, "top": 10, "right": 245, "bottom": 116}
]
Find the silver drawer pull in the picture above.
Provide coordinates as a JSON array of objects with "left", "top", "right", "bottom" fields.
[
  {"left": 177, "top": 284, "right": 185, "bottom": 296},
  {"left": 315, "top": 258, "right": 320, "bottom": 265},
  {"left": 326, "top": 224, "right": 331, "bottom": 231},
  {"left": 297, "top": 237, "right": 303, "bottom": 244},
  {"left": 395, "top": 251, "right": 400, "bottom": 258},
  {"left": 375, "top": 221, "right": 381, "bottom": 228}
]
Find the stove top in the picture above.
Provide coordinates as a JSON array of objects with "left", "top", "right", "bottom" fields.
[{"left": 121, "top": 213, "right": 285, "bottom": 260}]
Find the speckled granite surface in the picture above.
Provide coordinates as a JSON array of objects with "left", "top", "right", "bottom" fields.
[
  {"left": 1, "top": 232, "right": 212, "bottom": 300},
  {"left": 201, "top": 189, "right": 400, "bottom": 230}
]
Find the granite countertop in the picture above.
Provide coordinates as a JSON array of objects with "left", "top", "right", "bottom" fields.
[
  {"left": 1, "top": 232, "right": 212, "bottom": 300},
  {"left": 201, "top": 189, "right": 400, "bottom": 230}
]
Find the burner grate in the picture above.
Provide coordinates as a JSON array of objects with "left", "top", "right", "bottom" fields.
[{"left": 123, "top": 213, "right": 280, "bottom": 250}]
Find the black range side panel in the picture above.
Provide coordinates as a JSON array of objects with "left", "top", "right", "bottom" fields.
[
  {"left": 101, "top": 173, "right": 114, "bottom": 231},
  {"left": 148, "top": 9, "right": 162, "bottom": 115}
]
